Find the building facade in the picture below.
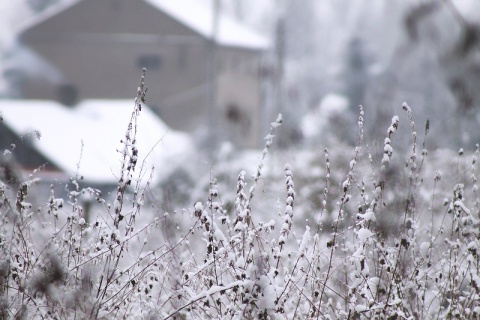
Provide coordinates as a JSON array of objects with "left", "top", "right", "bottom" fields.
[{"left": 18, "top": 0, "right": 269, "bottom": 148}]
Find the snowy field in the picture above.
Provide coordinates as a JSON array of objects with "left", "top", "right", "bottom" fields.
[{"left": 1, "top": 99, "right": 479, "bottom": 318}]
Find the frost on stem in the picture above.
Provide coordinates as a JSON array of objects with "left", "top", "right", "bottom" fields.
[
  {"left": 113, "top": 68, "right": 147, "bottom": 229},
  {"left": 278, "top": 164, "right": 294, "bottom": 248},
  {"left": 247, "top": 113, "right": 282, "bottom": 214},
  {"left": 403, "top": 102, "right": 418, "bottom": 181},
  {"left": 47, "top": 184, "right": 63, "bottom": 219},
  {"left": 234, "top": 170, "right": 249, "bottom": 230},
  {"left": 317, "top": 148, "right": 331, "bottom": 227},
  {"left": 204, "top": 181, "right": 227, "bottom": 258},
  {"left": 387, "top": 115, "right": 399, "bottom": 135},
  {"left": 357, "top": 105, "right": 364, "bottom": 145},
  {"left": 401, "top": 101, "right": 411, "bottom": 113},
  {"left": 14, "top": 178, "right": 39, "bottom": 217},
  {"left": 15, "top": 182, "right": 28, "bottom": 214},
  {"left": 381, "top": 115, "right": 399, "bottom": 167}
]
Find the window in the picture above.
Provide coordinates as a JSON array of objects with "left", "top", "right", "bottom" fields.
[
  {"left": 137, "top": 54, "right": 162, "bottom": 71},
  {"left": 226, "top": 103, "right": 242, "bottom": 123},
  {"left": 57, "top": 84, "right": 78, "bottom": 106}
]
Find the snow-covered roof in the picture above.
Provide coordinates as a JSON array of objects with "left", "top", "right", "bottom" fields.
[
  {"left": 0, "top": 99, "right": 194, "bottom": 185},
  {"left": 145, "top": 0, "right": 269, "bottom": 49},
  {"left": 16, "top": 0, "right": 78, "bottom": 36},
  {"left": 18, "top": 0, "right": 269, "bottom": 50}
]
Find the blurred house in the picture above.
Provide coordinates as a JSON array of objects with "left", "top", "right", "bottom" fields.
[
  {"left": 0, "top": 99, "right": 194, "bottom": 190},
  {"left": 17, "top": 0, "right": 269, "bottom": 148}
]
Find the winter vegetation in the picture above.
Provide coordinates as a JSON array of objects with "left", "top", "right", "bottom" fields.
[
  {"left": 1, "top": 70, "right": 479, "bottom": 319},
  {"left": 1, "top": 1, "right": 480, "bottom": 319}
]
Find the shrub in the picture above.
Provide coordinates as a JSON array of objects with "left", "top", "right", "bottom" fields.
[{"left": 0, "top": 71, "right": 479, "bottom": 319}]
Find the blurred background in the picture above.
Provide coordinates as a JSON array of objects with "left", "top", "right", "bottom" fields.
[{"left": 1, "top": 0, "right": 480, "bottom": 191}]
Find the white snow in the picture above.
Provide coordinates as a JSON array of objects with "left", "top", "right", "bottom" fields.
[
  {"left": 452, "top": 0, "right": 480, "bottom": 22},
  {"left": 16, "top": 0, "right": 269, "bottom": 51},
  {"left": 357, "top": 209, "right": 376, "bottom": 222},
  {"left": 357, "top": 227, "right": 374, "bottom": 244},
  {"left": 419, "top": 241, "right": 430, "bottom": 258},
  {"left": 12, "top": 47, "right": 64, "bottom": 84},
  {"left": 0, "top": 1, "right": 35, "bottom": 96},
  {"left": 298, "top": 226, "right": 311, "bottom": 255},
  {"left": 0, "top": 99, "right": 194, "bottom": 185},
  {"left": 194, "top": 202, "right": 203, "bottom": 211},
  {"left": 146, "top": 0, "right": 269, "bottom": 49},
  {"left": 0, "top": 1, "right": 33, "bottom": 45},
  {"left": 454, "top": 200, "right": 470, "bottom": 215},
  {"left": 301, "top": 93, "right": 349, "bottom": 139},
  {"left": 16, "top": 0, "right": 78, "bottom": 36}
]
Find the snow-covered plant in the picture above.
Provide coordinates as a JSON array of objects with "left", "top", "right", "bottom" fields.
[{"left": 1, "top": 67, "right": 480, "bottom": 319}]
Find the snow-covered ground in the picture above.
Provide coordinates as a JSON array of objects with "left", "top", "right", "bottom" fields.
[{"left": 2, "top": 108, "right": 479, "bottom": 318}]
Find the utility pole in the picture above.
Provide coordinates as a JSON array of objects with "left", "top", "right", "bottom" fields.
[
  {"left": 275, "top": 14, "right": 286, "bottom": 147},
  {"left": 207, "top": 0, "right": 220, "bottom": 157}
]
